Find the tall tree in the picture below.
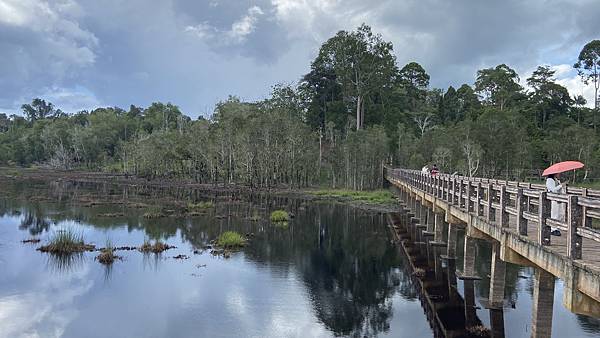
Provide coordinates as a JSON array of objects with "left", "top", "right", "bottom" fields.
[
  {"left": 307, "top": 24, "right": 397, "bottom": 130},
  {"left": 21, "top": 98, "right": 62, "bottom": 122},
  {"left": 574, "top": 40, "right": 600, "bottom": 128},
  {"left": 398, "top": 62, "right": 430, "bottom": 111},
  {"left": 475, "top": 64, "right": 522, "bottom": 111},
  {"left": 527, "top": 66, "right": 573, "bottom": 128}
]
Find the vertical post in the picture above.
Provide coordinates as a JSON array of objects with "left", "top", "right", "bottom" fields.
[
  {"left": 516, "top": 188, "right": 527, "bottom": 236},
  {"left": 450, "top": 178, "right": 456, "bottom": 205},
  {"left": 538, "top": 192, "right": 551, "bottom": 245},
  {"left": 447, "top": 222, "right": 458, "bottom": 258},
  {"left": 499, "top": 185, "right": 509, "bottom": 227},
  {"left": 489, "top": 242, "right": 506, "bottom": 308},
  {"left": 463, "top": 236, "right": 477, "bottom": 277},
  {"left": 567, "top": 195, "right": 582, "bottom": 259},
  {"left": 487, "top": 183, "right": 493, "bottom": 222},
  {"left": 434, "top": 212, "right": 444, "bottom": 242},
  {"left": 458, "top": 180, "right": 464, "bottom": 208},
  {"left": 531, "top": 269, "right": 555, "bottom": 338},
  {"left": 466, "top": 181, "right": 472, "bottom": 212},
  {"left": 582, "top": 188, "right": 592, "bottom": 229},
  {"left": 476, "top": 182, "right": 483, "bottom": 216}
]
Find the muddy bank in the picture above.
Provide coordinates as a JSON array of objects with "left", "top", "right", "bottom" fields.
[{"left": 0, "top": 167, "right": 400, "bottom": 213}]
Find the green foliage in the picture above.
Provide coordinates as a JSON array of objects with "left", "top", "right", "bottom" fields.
[
  {"left": 188, "top": 201, "right": 214, "bottom": 210},
  {"left": 270, "top": 210, "right": 290, "bottom": 222},
  {"left": 313, "top": 189, "right": 396, "bottom": 204},
  {"left": 1, "top": 31, "right": 599, "bottom": 184},
  {"left": 216, "top": 231, "right": 246, "bottom": 248}
]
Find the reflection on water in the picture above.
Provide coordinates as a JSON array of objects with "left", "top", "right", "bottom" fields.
[{"left": 0, "top": 178, "right": 598, "bottom": 337}]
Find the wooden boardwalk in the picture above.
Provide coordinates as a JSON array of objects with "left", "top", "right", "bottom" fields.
[{"left": 385, "top": 168, "right": 600, "bottom": 315}]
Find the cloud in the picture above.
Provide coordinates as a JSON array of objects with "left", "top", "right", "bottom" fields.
[
  {"left": 185, "top": 5, "right": 265, "bottom": 45},
  {"left": 1, "top": 0, "right": 599, "bottom": 116},
  {"left": 0, "top": 0, "right": 98, "bottom": 109}
]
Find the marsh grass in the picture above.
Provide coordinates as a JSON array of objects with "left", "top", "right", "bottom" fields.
[
  {"left": 187, "top": 201, "right": 214, "bottom": 210},
  {"left": 38, "top": 229, "right": 95, "bottom": 254},
  {"left": 139, "top": 239, "right": 174, "bottom": 253},
  {"left": 143, "top": 206, "right": 166, "bottom": 219},
  {"left": 216, "top": 231, "right": 246, "bottom": 249},
  {"left": 270, "top": 210, "right": 289, "bottom": 222},
  {"left": 96, "top": 239, "right": 121, "bottom": 265},
  {"left": 312, "top": 189, "right": 396, "bottom": 204}
]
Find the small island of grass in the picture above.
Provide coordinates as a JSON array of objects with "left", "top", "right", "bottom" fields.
[
  {"left": 270, "top": 210, "right": 289, "bottom": 222},
  {"left": 216, "top": 231, "right": 246, "bottom": 249},
  {"left": 37, "top": 229, "right": 95, "bottom": 254}
]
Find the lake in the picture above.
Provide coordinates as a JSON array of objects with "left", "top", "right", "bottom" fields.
[{"left": 0, "top": 178, "right": 598, "bottom": 337}]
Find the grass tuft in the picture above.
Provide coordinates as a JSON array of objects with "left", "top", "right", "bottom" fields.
[
  {"left": 216, "top": 231, "right": 246, "bottom": 248},
  {"left": 38, "top": 229, "right": 95, "bottom": 254},
  {"left": 139, "top": 239, "right": 174, "bottom": 253},
  {"left": 96, "top": 239, "right": 121, "bottom": 265},
  {"left": 142, "top": 206, "right": 166, "bottom": 219},
  {"left": 270, "top": 210, "right": 289, "bottom": 222}
]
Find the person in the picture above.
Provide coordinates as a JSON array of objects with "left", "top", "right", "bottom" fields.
[
  {"left": 430, "top": 164, "right": 439, "bottom": 176},
  {"left": 546, "top": 173, "right": 566, "bottom": 235},
  {"left": 421, "top": 165, "right": 429, "bottom": 174}
]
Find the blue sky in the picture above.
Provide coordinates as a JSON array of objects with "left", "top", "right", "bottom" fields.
[{"left": 1, "top": 0, "right": 598, "bottom": 117}]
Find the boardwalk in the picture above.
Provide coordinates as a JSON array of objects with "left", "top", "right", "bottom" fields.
[{"left": 385, "top": 168, "right": 600, "bottom": 319}]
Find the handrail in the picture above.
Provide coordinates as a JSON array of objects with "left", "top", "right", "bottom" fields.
[{"left": 385, "top": 166, "right": 600, "bottom": 260}]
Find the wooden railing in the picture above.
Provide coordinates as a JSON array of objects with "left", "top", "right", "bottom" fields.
[{"left": 386, "top": 168, "right": 600, "bottom": 260}]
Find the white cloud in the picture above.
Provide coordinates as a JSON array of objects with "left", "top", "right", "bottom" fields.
[
  {"left": 185, "top": 5, "right": 265, "bottom": 45},
  {"left": 228, "top": 6, "right": 264, "bottom": 42},
  {"left": 185, "top": 22, "right": 217, "bottom": 40}
]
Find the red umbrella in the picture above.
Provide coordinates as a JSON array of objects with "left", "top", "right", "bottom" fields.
[{"left": 542, "top": 161, "right": 584, "bottom": 176}]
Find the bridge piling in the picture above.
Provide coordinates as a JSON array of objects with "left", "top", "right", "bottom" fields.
[
  {"left": 531, "top": 269, "right": 555, "bottom": 338},
  {"left": 489, "top": 242, "right": 506, "bottom": 309}
]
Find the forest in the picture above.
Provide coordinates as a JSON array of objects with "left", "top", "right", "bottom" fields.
[{"left": 1, "top": 25, "right": 599, "bottom": 190}]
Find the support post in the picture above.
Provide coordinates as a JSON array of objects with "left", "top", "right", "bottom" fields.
[
  {"left": 487, "top": 183, "right": 494, "bottom": 222},
  {"left": 499, "top": 185, "right": 509, "bottom": 227},
  {"left": 489, "top": 242, "right": 506, "bottom": 308},
  {"left": 516, "top": 188, "right": 527, "bottom": 236},
  {"left": 567, "top": 195, "right": 582, "bottom": 259},
  {"left": 463, "top": 236, "right": 477, "bottom": 277},
  {"left": 538, "top": 192, "right": 551, "bottom": 245},
  {"left": 531, "top": 269, "right": 555, "bottom": 338},
  {"left": 476, "top": 182, "right": 483, "bottom": 216}
]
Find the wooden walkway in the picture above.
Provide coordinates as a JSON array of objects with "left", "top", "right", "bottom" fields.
[{"left": 385, "top": 168, "right": 600, "bottom": 313}]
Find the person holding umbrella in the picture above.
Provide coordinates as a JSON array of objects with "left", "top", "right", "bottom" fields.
[{"left": 543, "top": 161, "right": 585, "bottom": 235}]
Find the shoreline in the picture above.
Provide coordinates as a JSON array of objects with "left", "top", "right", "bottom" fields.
[{"left": 0, "top": 167, "right": 400, "bottom": 213}]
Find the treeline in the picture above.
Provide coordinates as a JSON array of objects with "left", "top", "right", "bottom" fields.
[{"left": 1, "top": 25, "right": 599, "bottom": 188}]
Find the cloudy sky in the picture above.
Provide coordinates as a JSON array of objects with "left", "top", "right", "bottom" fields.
[{"left": 0, "top": 0, "right": 598, "bottom": 117}]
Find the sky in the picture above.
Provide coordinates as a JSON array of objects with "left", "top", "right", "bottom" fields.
[{"left": 0, "top": 0, "right": 599, "bottom": 118}]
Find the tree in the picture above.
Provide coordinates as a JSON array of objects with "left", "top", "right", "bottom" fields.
[
  {"left": 307, "top": 24, "right": 397, "bottom": 130},
  {"left": 475, "top": 64, "right": 523, "bottom": 111},
  {"left": 574, "top": 40, "right": 600, "bottom": 128},
  {"left": 398, "top": 62, "right": 430, "bottom": 111},
  {"left": 527, "top": 66, "right": 573, "bottom": 128},
  {"left": 21, "top": 98, "right": 62, "bottom": 122}
]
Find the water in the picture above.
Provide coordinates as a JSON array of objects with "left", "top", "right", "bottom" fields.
[{"left": 0, "top": 179, "right": 598, "bottom": 337}]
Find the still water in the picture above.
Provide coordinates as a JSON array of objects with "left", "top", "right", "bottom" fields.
[{"left": 0, "top": 179, "right": 598, "bottom": 337}]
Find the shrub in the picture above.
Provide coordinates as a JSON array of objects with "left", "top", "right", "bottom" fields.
[
  {"left": 270, "top": 210, "right": 289, "bottom": 222},
  {"left": 216, "top": 231, "right": 246, "bottom": 248}
]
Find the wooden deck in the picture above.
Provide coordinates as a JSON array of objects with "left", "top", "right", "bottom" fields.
[{"left": 385, "top": 168, "right": 600, "bottom": 315}]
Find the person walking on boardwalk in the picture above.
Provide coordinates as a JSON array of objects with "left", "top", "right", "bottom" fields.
[{"left": 546, "top": 173, "right": 565, "bottom": 235}]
